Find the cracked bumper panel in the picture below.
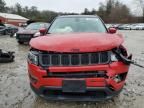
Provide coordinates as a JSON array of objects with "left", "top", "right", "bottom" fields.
[{"left": 28, "top": 61, "right": 129, "bottom": 91}]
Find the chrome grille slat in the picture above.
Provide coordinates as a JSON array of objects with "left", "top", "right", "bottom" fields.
[
  {"left": 79, "top": 54, "right": 82, "bottom": 65},
  {"left": 98, "top": 52, "right": 100, "bottom": 64},
  {"left": 39, "top": 51, "right": 110, "bottom": 67},
  {"left": 88, "top": 53, "right": 91, "bottom": 65},
  {"left": 91, "top": 53, "right": 99, "bottom": 64},
  {"left": 59, "top": 54, "right": 62, "bottom": 66},
  {"left": 49, "top": 54, "right": 52, "bottom": 66},
  {"left": 69, "top": 54, "right": 72, "bottom": 66}
]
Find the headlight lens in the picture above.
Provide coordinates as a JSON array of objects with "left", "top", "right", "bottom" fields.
[
  {"left": 34, "top": 32, "right": 40, "bottom": 37},
  {"left": 113, "top": 75, "right": 121, "bottom": 83},
  {"left": 28, "top": 51, "right": 38, "bottom": 65},
  {"left": 111, "top": 53, "right": 118, "bottom": 62}
]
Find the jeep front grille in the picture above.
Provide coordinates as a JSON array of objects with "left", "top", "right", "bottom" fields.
[
  {"left": 17, "top": 34, "right": 33, "bottom": 41},
  {"left": 39, "top": 51, "right": 110, "bottom": 67}
]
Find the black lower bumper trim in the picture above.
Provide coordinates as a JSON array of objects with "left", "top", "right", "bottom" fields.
[
  {"left": 30, "top": 84, "right": 122, "bottom": 101},
  {"left": 17, "top": 38, "right": 32, "bottom": 42},
  {"left": 17, "top": 35, "right": 33, "bottom": 42}
]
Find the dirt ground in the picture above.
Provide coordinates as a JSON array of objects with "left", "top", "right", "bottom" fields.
[{"left": 0, "top": 30, "right": 144, "bottom": 108}]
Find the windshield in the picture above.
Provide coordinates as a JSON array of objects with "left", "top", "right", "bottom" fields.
[
  {"left": 26, "top": 23, "right": 47, "bottom": 30},
  {"left": 48, "top": 17, "right": 107, "bottom": 34}
]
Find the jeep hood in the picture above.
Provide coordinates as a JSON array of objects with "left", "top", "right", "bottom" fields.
[
  {"left": 30, "top": 33, "right": 124, "bottom": 53},
  {"left": 17, "top": 29, "right": 38, "bottom": 34}
]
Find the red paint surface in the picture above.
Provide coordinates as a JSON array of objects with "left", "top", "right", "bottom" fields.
[{"left": 30, "top": 32, "right": 124, "bottom": 53}]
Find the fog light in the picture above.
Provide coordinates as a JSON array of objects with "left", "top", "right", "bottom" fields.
[
  {"left": 29, "top": 74, "right": 38, "bottom": 84},
  {"left": 113, "top": 75, "right": 121, "bottom": 83}
]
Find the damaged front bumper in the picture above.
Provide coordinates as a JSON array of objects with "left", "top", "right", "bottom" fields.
[{"left": 28, "top": 61, "right": 130, "bottom": 101}]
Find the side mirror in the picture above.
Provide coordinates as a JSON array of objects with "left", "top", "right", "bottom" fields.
[
  {"left": 108, "top": 27, "right": 117, "bottom": 34},
  {"left": 39, "top": 28, "right": 47, "bottom": 35}
]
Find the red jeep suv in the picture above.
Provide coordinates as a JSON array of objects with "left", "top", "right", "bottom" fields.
[{"left": 28, "top": 15, "right": 131, "bottom": 101}]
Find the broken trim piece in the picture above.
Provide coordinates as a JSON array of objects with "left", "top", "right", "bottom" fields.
[{"left": 0, "top": 49, "right": 15, "bottom": 63}]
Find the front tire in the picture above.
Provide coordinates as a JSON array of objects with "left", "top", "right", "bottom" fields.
[
  {"left": 18, "top": 41, "right": 24, "bottom": 44},
  {"left": 10, "top": 33, "right": 14, "bottom": 37},
  {"left": 3, "top": 30, "right": 6, "bottom": 35}
]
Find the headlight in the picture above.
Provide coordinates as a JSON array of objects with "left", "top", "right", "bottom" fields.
[
  {"left": 111, "top": 53, "right": 118, "bottom": 62},
  {"left": 16, "top": 33, "right": 18, "bottom": 39},
  {"left": 14, "top": 33, "right": 16, "bottom": 37},
  {"left": 34, "top": 32, "right": 40, "bottom": 37},
  {"left": 28, "top": 51, "right": 38, "bottom": 65}
]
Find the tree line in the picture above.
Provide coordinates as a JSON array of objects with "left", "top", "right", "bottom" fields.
[{"left": 0, "top": 0, "right": 144, "bottom": 23}]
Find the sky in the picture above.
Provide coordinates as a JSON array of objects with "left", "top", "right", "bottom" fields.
[{"left": 4, "top": 0, "right": 141, "bottom": 15}]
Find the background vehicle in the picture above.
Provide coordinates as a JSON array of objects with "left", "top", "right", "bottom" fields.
[
  {"left": 130, "top": 24, "right": 137, "bottom": 30},
  {"left": 16, "top": 22, "right": 50, "bottom": 44},
  {"left": 0, "top": 23, "right": 6, "bottom": 35},
  {"left": 105, "top": 24, "right": 113, "bottom": 29},
  {"left": 0, "top": 24, "right": 19, "bottom": 36},
  {"left": 28, "top": 15, "right": 131, "bottom": 101},
  {"left": 133, "top": 24, "right": 144, "bottom": 30},
  {"left": 117, "top": 24, "right": 131, "bottom": 30},
  {"left": 106, "top": 24, "right": 121, "bottom": 29},
  {"left": 4, "top": 24, "right": 19, "bottom": 37},
  {"left": 112, "top": 24, "right": 121, "bottom": 29}
]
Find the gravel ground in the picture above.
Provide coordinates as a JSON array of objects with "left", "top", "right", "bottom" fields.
[{"left": 0, "top": 30, "right": 144, "bottom": 108}]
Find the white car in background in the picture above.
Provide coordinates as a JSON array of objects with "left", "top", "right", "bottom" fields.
[
  {"left": 131, "top": 24, "right": 144, "bottom": 30},
  {"left": 117, "top": 24, "right": 131, "bottom": 30},
  {"left": 105, "top": 24, "right": 113, "bottom": 29}
]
